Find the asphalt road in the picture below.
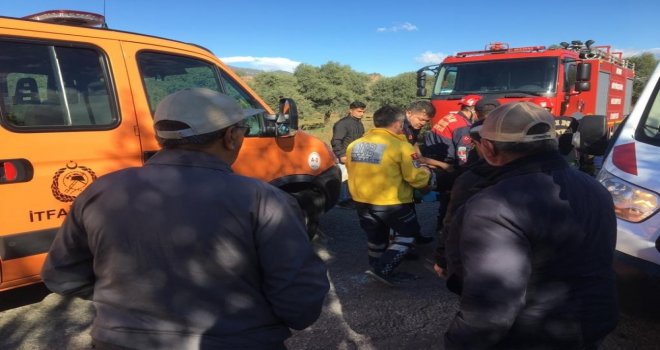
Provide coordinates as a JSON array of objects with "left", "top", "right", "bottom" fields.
[{"left": 1, "top": 202, "right": 659, "bottom": 349}]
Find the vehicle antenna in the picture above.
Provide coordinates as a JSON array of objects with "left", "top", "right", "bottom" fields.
[{"left": 102, "top": 0, "right": 108, "bottom": 28}]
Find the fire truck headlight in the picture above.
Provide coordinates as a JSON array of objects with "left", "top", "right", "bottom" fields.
[{"left": 597, "top": 169, "right": 660, "bottom": 222}]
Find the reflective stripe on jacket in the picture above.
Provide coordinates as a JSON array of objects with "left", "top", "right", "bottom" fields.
[
  {"left": 424, "top": 112, "right": 473, "bottom": 166},
  {"left": 346, "top": 128, "right": 430, "bottom": 205}
]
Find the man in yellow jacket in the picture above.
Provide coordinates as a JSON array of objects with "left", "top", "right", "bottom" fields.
[{"left": 346, "top": 105, "right": 434, "bottom": 286}]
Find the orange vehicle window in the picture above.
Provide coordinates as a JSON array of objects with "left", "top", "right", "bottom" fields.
[
  {"left": 137, "top": 52, "right": 263, "bottom": 137},
  {"left": 218, "top": 71, "right": 263, "bottom": 137},
  {"left": 138, "top": 52, "right": 222, "bottom": 114},
  {"left": 0, "top": 40, "right": 116, "bottom": 129}
]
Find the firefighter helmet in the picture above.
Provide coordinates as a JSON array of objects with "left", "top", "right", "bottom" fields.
[
  {"left": 530, "top": 97, "right": 554, "bottom": 110},
  {"left": 459, "top": 94, "right": 482, "bottom": 107}
]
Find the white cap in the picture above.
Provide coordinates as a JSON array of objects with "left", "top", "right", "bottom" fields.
[{"left": 154, "top": 88, "right": 263, "bottom": 139}]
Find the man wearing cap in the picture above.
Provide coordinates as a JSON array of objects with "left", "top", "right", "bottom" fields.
[
  {"left": 474, "top": 98, "right": 501, "bottom": 121},
  {"left": 443, "top": 102, "right": 618, "bottom": 349},
  {"left": 423, "top": 94, "right": 481, "bottom": 237},
  {"left": 41, "top": 88, "right": 330, "bottom": 350},
  {"left": 424, "top": 94, "right": 482, "bottom": 168},
  {"left": 433, "top": 98, "right": 501, "bottom": 292}
]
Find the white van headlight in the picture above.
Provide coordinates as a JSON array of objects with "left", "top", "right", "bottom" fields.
[{"left": 597, "top": 170, "right": 660, "bottom": 222}]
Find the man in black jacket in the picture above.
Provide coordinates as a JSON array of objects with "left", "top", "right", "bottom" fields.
[
  {"left": 444, "top": 102, "right": 618, "bottom": 350},
  {"left": 42, "top": 89, "right": 329, "bottom": 350},
  {"left": 331, "top": 101, "right": 366, "bottom": 208}
]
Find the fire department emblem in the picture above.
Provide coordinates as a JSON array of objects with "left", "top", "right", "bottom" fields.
[
  {"left": 51, "top": 161, "right": 97, "bottom": 202},
  {"left": 308, "top": 152, "right": 321, "bottom": 171},
  {"left": 457, "top": 147, "right": 467, "bottom": 162},
  {"left": 411, "top": 153, "right": 422, "bottom": 168}
]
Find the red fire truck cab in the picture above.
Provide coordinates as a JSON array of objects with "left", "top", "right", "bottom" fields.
[{"left": 417, "top": 40, "right": 635, "bottom": 131}]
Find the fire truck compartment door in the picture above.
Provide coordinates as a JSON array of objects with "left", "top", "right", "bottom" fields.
[{"left": 597, "top": 72, "right": 610, "bottom": 115}]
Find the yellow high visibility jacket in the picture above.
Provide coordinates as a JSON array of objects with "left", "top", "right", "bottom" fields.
[{"left": 346, "top": 128, "right": 430, "bottom": 205}]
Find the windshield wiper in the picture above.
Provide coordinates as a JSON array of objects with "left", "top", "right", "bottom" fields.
[
  {"left": 503, "top": 90, "right": 543, "bottom": 97},
  {"left": 441, "top": 92, "right": 486, "bottom": 99}
]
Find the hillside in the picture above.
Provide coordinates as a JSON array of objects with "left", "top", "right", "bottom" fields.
[{"left": 230, "top": 66, "right": 292, "bottom": 78}]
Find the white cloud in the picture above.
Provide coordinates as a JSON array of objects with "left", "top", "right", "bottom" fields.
[
  {"left": 415, "top": 51, "right": 447, "bottom": 65},
  {"left": 616, "top": 47, "right": 660, "bottom": 58},
  {"left": 401, "top": 22, "right": 417, "bottom": 31},
  {"left": 376, "top": 22, "right": 418, "bottom": 33},
  {"left": 220, "top": 56, "right": 302, "bottom": 72}
]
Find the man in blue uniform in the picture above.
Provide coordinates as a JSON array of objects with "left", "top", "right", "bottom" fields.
[{"left": 42, "top": 88, "right": 329, "bottom": 350}]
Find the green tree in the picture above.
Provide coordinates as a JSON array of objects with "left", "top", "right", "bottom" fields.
[
  {"left": 368, "top": 72, "right": 418, "bottom": 108},
  {"left": 295, "top": 62, "right": 369, "bottom": 115},
  {"left": 247, "top": 71, "right": 315, "bottom": 119},
  {"left": 628, "top": 52, "right": 659, "bottom": 104},
  {"left": 294, "top": 64, "right": 332, "bottom": 109}
]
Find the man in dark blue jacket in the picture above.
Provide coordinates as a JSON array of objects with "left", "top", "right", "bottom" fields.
[
  {"left": 444, "top": 102, "right": 618, "bottom": 350},
  {"left": 42, "top": 89, "right": 329, "bottom": 350}
]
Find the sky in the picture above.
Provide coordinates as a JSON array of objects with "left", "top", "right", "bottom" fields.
[{"left": 4, "top": 0, "right": 659, "bottom": 77}]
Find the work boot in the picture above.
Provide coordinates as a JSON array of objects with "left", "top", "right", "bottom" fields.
[
  {"left": 416, "top": 235, "right": 434, "bottom": 245},
  {"left": 365, "top": 269, "right": 396, "bottom": 287}
]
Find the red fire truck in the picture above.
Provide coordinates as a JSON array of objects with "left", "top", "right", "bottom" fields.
[{"left": 416, "top": 40, "right": 635, "bottom": 132}]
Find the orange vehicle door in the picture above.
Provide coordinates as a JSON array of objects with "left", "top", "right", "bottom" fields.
[
  {"left": 118, "top": 42, "right": 233, "bottom": 156},
  {"left": 0, "top": 36, "right": 141, "bottom": 290}
]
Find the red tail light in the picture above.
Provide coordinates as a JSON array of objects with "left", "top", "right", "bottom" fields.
[
  {"left": 611, "top": 142, "right": 638, "bottom": 175},
  {"left": 3, "top": 161, "right": 18, "bottom": 181},
  {"left": 0, "top": 159, "right": 33, "bottom": 184}
]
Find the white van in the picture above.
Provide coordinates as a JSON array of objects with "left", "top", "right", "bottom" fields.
[{"left": 588, "top": 62, "right": 660, "bottom": 286}]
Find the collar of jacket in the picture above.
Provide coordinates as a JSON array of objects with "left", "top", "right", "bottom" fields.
[
  {"left": 145, "top": 148, "right": 233, "bottom": 172},
  {"left": 486, "top": 150, "right": 569, "bottom": 183},
  {"left": 403, "top": 118, "right": 417, "bottom": 136},
  {"left": 366, "top": 127, "right": 408, "bottom": 142},
  {"left": 456, "top": 111, "right": 473, "bottom": 124}
]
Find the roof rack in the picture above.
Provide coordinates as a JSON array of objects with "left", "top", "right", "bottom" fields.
[
  {"left": 456, "top": 42, "right": 546, "bottom": 57},
  {"left": 23, "top": 10, "right": 106, "bottom": 28}
]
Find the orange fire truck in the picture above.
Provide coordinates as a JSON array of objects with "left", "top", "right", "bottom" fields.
[{"left": 416, "top": 40, "right": 635, "bottom": 132}]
